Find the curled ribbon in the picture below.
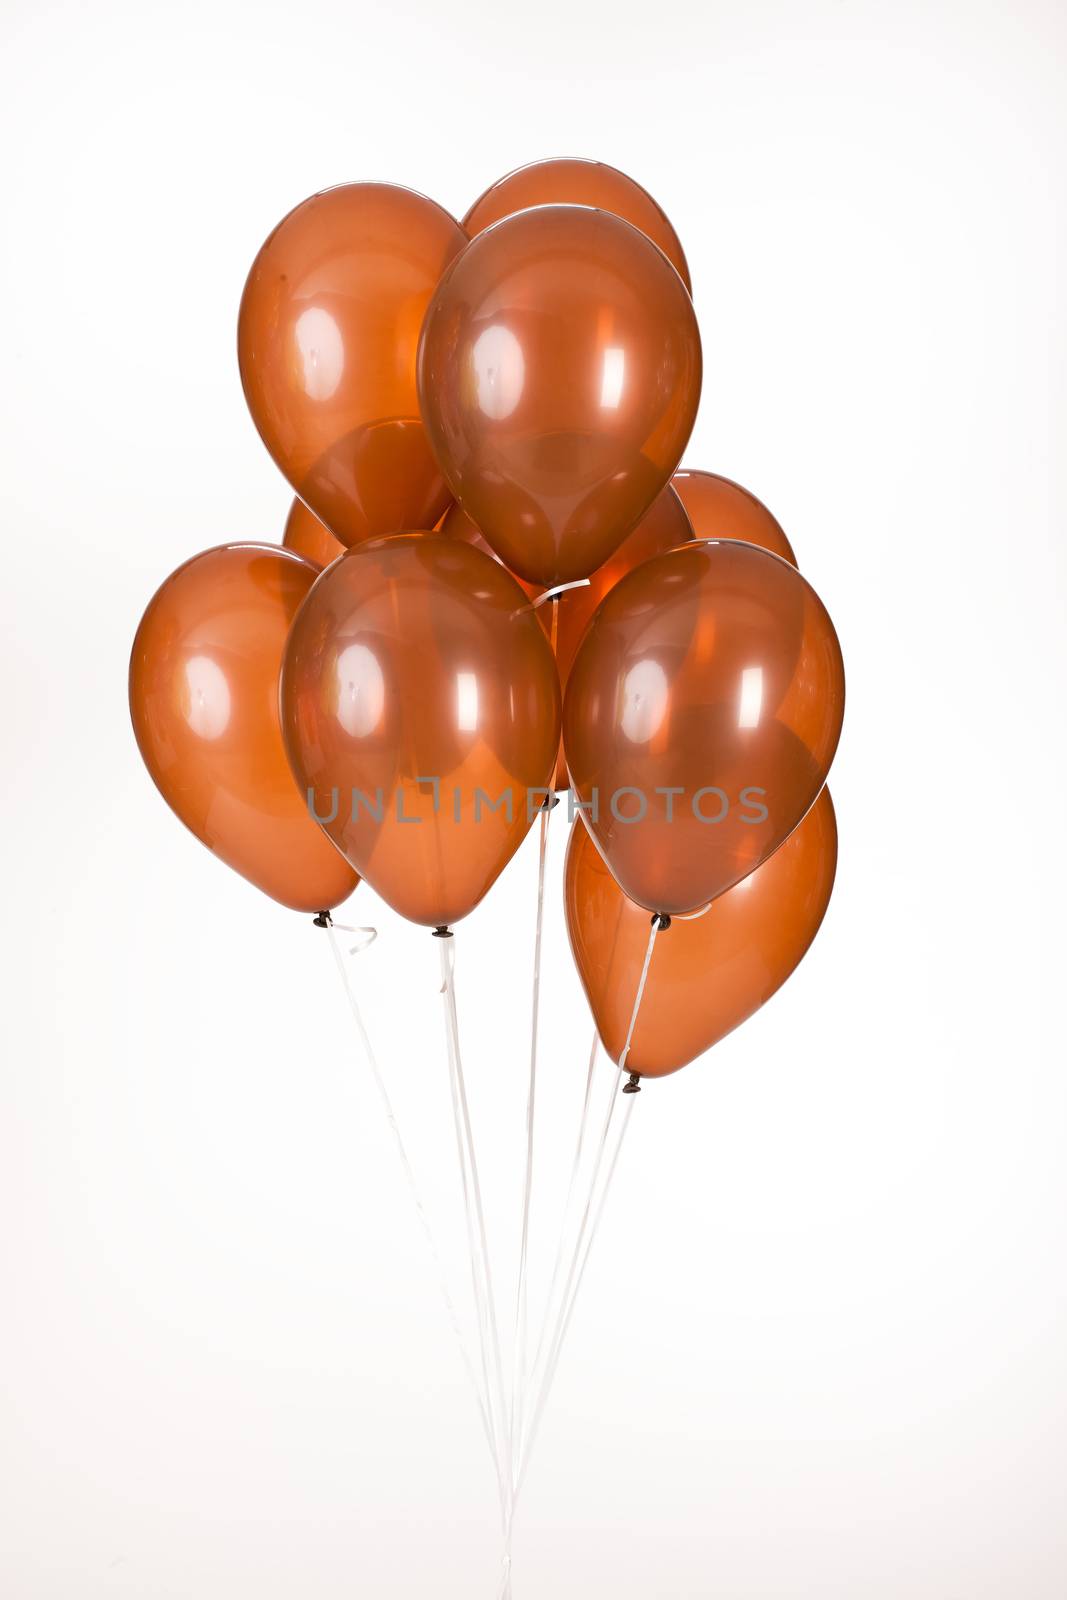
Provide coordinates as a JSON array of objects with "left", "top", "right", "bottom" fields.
[
  {"left": 674, "top": 903, "right": 713, "bottom": 922},
  {"left": 528, "top": 579, "right": 591, "bottom": 608},
  {"left": 512, "top": 578, "right": 591, "bottom": 620},
  {"left": 328, "top": 920, "right": 378, "bottom": 957}
]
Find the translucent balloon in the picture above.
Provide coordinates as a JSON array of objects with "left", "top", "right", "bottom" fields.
[
  {"left": 442, "top": 486, "right": 691, "bottom": 780},
  {"left": 418, "top": 205, "right": 701, "bottom": 587},
  {"left": 563, "top": 540, "right": 844, "bottom": 914},
  {"left": 280, "top": 536, "right": 560, "bottom": 927},
  {"left": 283, "top": 497, "right": 345, "bottom": 568},
  {"left": 442, "top": 486, "right": 693, "bottom": 787},
  {"left": 566, "top": 789, "right": 837, "bottom": 1077},
  {"left": 672, "top": 470, "right": 796, "bottom": 564},
  {"left": 130, "top": 544, "right": 359, "bottom": 913},
  {"left": 284, "top": 493, "right": 464, "bottom": 567},
  {"left": 464, "top": 158, "right": 691, "bottom": 292},
  {"left": 239, "top": 183, "right": 466, "bottom": 548}
]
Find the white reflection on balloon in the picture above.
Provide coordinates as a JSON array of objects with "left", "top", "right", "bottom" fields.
[
  {"left": 295, "top": 306, "right": 345, "bottom": 401},
  {"left": 335, "top": 643, "right": 385, "bottom": 737},
  {"left": 183, "top": 656, "right": 230, "bottom": 740},
  {"left": 738, "top": 665, "right": 763, "bottom": 729},
  {"left": 472, "top": 324, "right": 524, "bottom": 420},
  {"left": 456, "top": 671, "right": 479, "bottom": 733},
  {"left": 599, "top": 346, "right": 625, "bottom": 409},
  {"left": 619, "top": 659, "right": 669, "bottom": 744}
]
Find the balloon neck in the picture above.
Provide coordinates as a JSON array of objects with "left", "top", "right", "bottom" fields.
[
  {"left": 313, "top": 910, "right": 333, "bottom": 929},
  {"left": 652, "top": 912, "right": 671, "bottom": 932},
  {"left": 622, "top": 1072, "right": 642, "bottom": 1094},
  {"left": 432, "top": 925, "right": 454, "bottom": 939}
]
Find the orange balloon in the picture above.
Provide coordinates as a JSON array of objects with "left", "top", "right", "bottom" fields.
[
  {"left": 284, "top": 494, "right": 461, "bottom": 567},
  {"left": 130, "top": 544, "right": 359, "bottom": 914},
  {"left": 283, "top": 497, "right": 345, "bottom": 567},
  {"left": 563, "top": 540, "right": 844, "bottom": 915},
  {"left": 239, "top": 183, "right": 467, "bottom": 549},
  {"left": 440, "top": 486, "right": 692, "bottom": 787},
  {"left": 280, "top": 536, "right": 560, "bottom": 928},
  {"left": 566, "top": 788, "right": 837, "bottom": 1078},
  {"left": 463, "top": 158, "right": 692, "bottom": 293},
  {"left": 418, "top": 205, "right": 702, "bottom": 587},
  {"left": 436, "top": 504, "right": 539, "bottom": 595},
  {"left": 672, "top": 470, "right": 797, "bottom": 565},
  {"left": 548, "top": 485, "right": 694, "bottom": 693}
]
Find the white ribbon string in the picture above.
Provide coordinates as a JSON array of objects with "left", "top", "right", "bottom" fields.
[
  {"left": 511, "top": 578, "right": 591, "bottom": 620},
  {"left": 438, "top": 937, "right": 504, "bottom": 1515},
  {"left": 515, "top": 917, "right": 661, "bottom": 1493},
  {"left": 618, "top": 917, "right": 661, "bottom": 1074},
  {"left": 524, "top": 1029, "right": 599, "bottom": 1412},
  {"left": 328, "top": 920, "right": 380, "bottom": 952},
  {"left": 515, "top": 1084, "right": 636, "bottom": 1502},
  {"left": 509, "top": 795, "right": 553, "bottom": 1497},
  {"left": 438, "top": 934, "right": 513, "bottom": 1539},
  {"left": 528, "top": 578, "right": 591, "bottom": 608},
  {"left": 328, "top": 893, "right": 659, "bottom": 1593},
  {"left": 509, "top": 595, "right": 561, "bottom": 1513},
  {"left": 321, "top": 920, "right": 499, "bottom": 1490}
]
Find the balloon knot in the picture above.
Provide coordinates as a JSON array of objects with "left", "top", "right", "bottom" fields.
[
  {"left": 431, "top": 925, "right": 453, "bottom": 939},
  {"left": 622, "top": 1072, "right": 642, "bottom": 1094},
  {"left": 313, "top": 910, "right": 332, "bottom": 929},
  {"left": 652, "top": 912, "right": 671, "bottom": 931}
]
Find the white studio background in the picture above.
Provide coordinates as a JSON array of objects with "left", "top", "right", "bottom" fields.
[{"left": 2, "top": 1, "right": 1066, "bottom": 1595}]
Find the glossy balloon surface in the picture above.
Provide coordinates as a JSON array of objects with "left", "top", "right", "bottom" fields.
[
  {"left": 284, "top": 493, "right": 463, "bottom": 568},
  {"left": 441, "top": 485, "right": 691, "bottom": 785},
  {"left": 130, "top": 544, "right": 359, "bottom": 913},
  {"left": 563, "top": 540, "right": 844, "bottom": 914},
  {"left": 463, "top": 158, "right": 691, "bottom": 292},
  {"left": 546, "top": 484, "right": 694, "bottom": 692},
  {"left": 418, "top": 205, "right": 701, "bottom": 587},
  {"left": 672, "top": 469, "right": 797, "bottom": 565},
  {"left": 281, "top": 536, "right": 560, "bottom": 927},
  {"left": 283, "top": 496, "right": 345, "bottom": 567},
  {"left": 239, "top": 183, "right": 466, "bottom": 548},
  {"left": 437, "top": 501, "right": 533, "bottom": 573},
  {"left": 443, "top": 486, "right": 693, "bottom": 787},
  {"left": 566, "top": 788, "right": 837, "bottom": 1077}
]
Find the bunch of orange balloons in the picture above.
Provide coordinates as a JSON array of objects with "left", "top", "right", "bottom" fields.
[{"left": 130, "top": 158, "right": 845, "bottom": 1083}]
